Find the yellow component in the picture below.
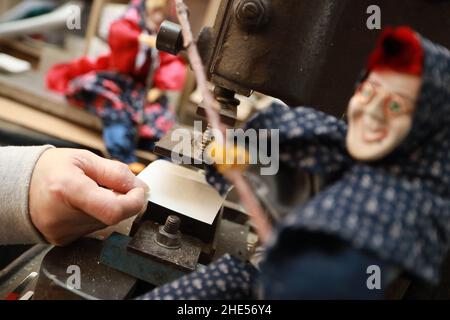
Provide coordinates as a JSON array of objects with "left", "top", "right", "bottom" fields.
[
  {"left": 209, "top": 141, "right": 250, "bottom": 174},
  {"left": 138, "top": 34, "right": 157, "bottom": 48},
  {"left": 147, "top": 88, "right": 162, "bottom": 103},
  {"left": 146, "top": 0, "right": 168, "bottom": 10},
  {"left": 128, "top": 162, "right": 146, "bottom": 175}
]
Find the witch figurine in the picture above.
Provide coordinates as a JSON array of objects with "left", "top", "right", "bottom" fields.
[
  {"left": 46, "top": 0, "right": 186, "bottom": 171},
  {"left": 137, "top": 26, "right": 450, "bottom": 300}
]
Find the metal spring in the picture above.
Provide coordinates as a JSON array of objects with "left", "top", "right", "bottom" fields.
[{"left": 201, "top": 123, "right": 213, "bottom": 154}]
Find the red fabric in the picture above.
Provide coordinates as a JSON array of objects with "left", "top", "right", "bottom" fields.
[
  {"left": 154, "top": 52, "right": 187, "bottom": 90},
  {"left": 108, "top": 19, "right": 142, "bottom": 75},
  {"left": 367, "top": 26, "right": 424, "bottom": 76},
  {"left": 46, "top": 56, "right": 107, "bottom": 94},
  {"left": 46, "top": 16, "right": 186, "bottom": 93},
  {"left": 5, "top": 293, "right": 19, "bottom": 300}
]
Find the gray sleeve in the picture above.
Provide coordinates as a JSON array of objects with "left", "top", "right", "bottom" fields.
[{"left": 0, "top": 145, "right": 54, "bottom": 244}]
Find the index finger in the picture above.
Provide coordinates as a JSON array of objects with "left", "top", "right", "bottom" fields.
[
  {"left": 72, "top": 151, "right": 148, "bottom": 194},
  {"left": 67, "top": 173, "right": 148, "bottom": 226}
]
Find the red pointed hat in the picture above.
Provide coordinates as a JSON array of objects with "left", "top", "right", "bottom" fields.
[{"left": 367, "top": 26, "right": 424, "bottom": 76}]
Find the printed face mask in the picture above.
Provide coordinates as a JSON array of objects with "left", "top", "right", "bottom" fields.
[{"left": 346, "top": 70, "right": 422, "bottom": 161}]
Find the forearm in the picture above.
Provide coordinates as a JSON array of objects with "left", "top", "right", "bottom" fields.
[{"left": 0, "top": 145, "right": 53, "bottom": 245}]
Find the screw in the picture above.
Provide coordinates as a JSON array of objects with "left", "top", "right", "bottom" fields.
[
  {"left": 155, "top": 215, "right": 181, "bottom": 249},
  {"left": 163, "top": 215, "right": 180, "bottom": 234},
  {"left": 235, "top": 0, "right": 271, "bottom": 30},
  {"left": 242, "top": 2, "right": 259, "bottom": 19},
  {"left": 201, "top": 123, "right": 213, "bottom": 154}
]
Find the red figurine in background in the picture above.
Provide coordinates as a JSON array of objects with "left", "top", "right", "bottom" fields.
[{"left": 47, "top": 0, "right": 186, "bottom": 172}]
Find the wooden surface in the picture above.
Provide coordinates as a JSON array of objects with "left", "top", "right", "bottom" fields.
[
  {"left": 0, "top": 96, "right": 107, "bottom": 154},
  {"left": 0, "top": 0, "right": 21, "bottom": 14},
  {"left": 0, "top": 96, "right": 157, "bottom": 162},
  {"left": 0, "top": 71, "right": 102, "bottom": 131},
  {"left": 84, "top": 0, "right": 106, "bottom": 55}
]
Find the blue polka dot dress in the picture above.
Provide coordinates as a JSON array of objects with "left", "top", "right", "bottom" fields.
[
  {"left": 209, "top": 35, "right": 450, "bottom": 285},
  {"left": 137, "top": 32, "right": 450, "bottom": 300},
  {"left": 136, "top": 254, "right": 257, "bottom": 300}
]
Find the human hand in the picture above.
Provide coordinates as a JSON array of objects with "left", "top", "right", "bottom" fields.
[
  {"left": 147, "top": 88, "right": 162, "bottom": 103},
  {"left": 138, "top": 33, "right": 157, "bottom": 48},
  {"left": 29, "top": 149, "right": 149, "bottom": 246}
]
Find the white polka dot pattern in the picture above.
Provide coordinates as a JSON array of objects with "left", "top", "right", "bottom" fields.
[
  {"left": 136, "top": 254, "right": 256, "bottom": 300},
  {"left": 207, "top": 35, "right": 450, "bottom": 284}
]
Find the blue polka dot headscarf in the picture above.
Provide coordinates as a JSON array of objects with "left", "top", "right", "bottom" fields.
[{"left": 207, "top": 28, "right": 450, "bottom": 284}]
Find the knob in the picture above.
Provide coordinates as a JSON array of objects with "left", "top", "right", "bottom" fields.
[{"left": 156, "top": 20, "right": 184, "bottom": 55}]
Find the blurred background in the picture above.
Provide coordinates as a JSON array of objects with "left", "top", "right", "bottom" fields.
[
  {"left": 0, "top": 0, "right": 274, "bottom": 272},
  {"left": 0, "top": 0, "right": 268, "bottom": 161}
]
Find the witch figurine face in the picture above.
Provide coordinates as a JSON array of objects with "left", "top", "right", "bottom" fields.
[
  {"left": 145, "top": 0, "right": 169, "bottom": 30},
  {"left": 203, "top": 26, "right": 450, "bottom": 293},
  {"left": 346, "top": 70, "right": 421, "bottom": 161},
  {"left": 346, "top": 27, "right": 426, "bottom": 162}
]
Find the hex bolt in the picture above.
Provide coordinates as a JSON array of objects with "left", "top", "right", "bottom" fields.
[{"left": 155, "top": 215, "right": 182, "bottom": 249}]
